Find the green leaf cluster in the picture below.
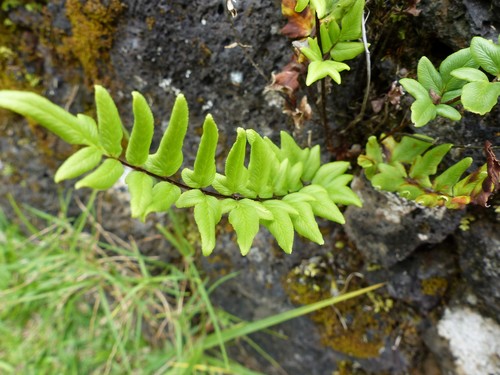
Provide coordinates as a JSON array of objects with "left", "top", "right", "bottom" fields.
[
  {"left": 0, "top": 86, "right": 362, "bottom": 256},
  {"left": 298, "top": 0, "right": 366, "bottom": 85},
  {"left": 358, "top": 135, "right": 489, "bottom": 209},
  {"left": 400, "top": 36, "right": 500, "bottom": 126}
]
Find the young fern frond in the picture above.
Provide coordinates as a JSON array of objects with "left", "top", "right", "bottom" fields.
[
  {"left": 0, "top": 85, "right": 361, "bottom": 256},
  {"left": 358, "top": 135, "right": 492, "bottom": 208}
]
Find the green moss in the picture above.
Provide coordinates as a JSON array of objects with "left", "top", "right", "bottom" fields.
[
  {"left": 56, "top": 0, "right": 124, "bottom": 85},
  {"left": 421, "top": 277, "right": 448, "bottom": 297}
]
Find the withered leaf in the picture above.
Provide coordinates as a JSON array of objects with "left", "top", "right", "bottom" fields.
[
  {"left": 473, "top": 141, "right": 500, "bottom": 207},
  {"left": 266, "top": 60, "right": 304, "bottom": 99},
  {"left": 281, "top": 0, "right": 315, "bottom": 39}
]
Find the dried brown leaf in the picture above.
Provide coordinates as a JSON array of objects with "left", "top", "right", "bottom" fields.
[
  {"left": 473, "top": 141, "right": 500, "bottom": 207},
  {"left": 281, "top": 0, "right": 315, "bottom": 39}
]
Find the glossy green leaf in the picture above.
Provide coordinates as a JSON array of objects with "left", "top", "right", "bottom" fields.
[
  {"left": 228, "top": 199, "right": 273, "bottom": 256},
  {"left": 306, "top": 60, "right": 350, "bottom": 85},
  {"left": 391, "top": 136, "right": 432, "bottom": 163},
  {"left": 320, "top": 23, "right": 333, "bottom": 52},
  {"left": 143, "top": 182, "right": 181, "bottom": 219},
  {"left": 470, "top": 36, "right": 500, "bottom": 77},
  {"left": 294, "top": 0, "right": 309, "bottom": 12},
  {"left": 282, "top": 196, "right": 324, "bottom": 245},
  {"left": 300, "top": 185, "right": 345, "bottom": 224},
  {"left": 460, "top": 81, "right": 500, "bottom": 115},
  {"left": 399, "top": 78, "right": 429, "bottom": 101},
  {"left": 125, "top": 171, "right": 154, "bottom": 219},
  {"left": 433, "top": 157, "right": 473, "bottom": 195},
  {"left": 450, "top": 67, "right": 489, "bottom": 82},
  {"left": 145, "top": 94, "right": 189, "bottom": 177},
  {"left": 312, "top": 161, "right": 350, "bottom": 186},
  {"left": 435, "top": 104, "right": 462, "bottom": 121},
  {"left": 439, "top": 47, "right": 478, "bottom": 90},
  {"left": 54, "top": 146, "right": 103, "bottom": 183},
  {"left": 339, "top": 0, "right": 364, "bottom": 41},
  {"left": 328, "top": 20, "right": 341, "bottom": 45},
  {"left": 126, "top": 91, "right": 154, "bottom": 166},
  {"left": 0, "top": 90, "right": 97, "bottom": 146},
  {"left": 95, "top": 85, "right": 123, "bottom": 157},
  {"left": 417, "top": 57, "right": 443, "bottom": 94},
  {"left": 330, "top": 41, "right": 365, "bottom": 61},
  {"left": 302, "top": 144, "right": 321, "bottom": 181},
  {"left": 262, "top": 200, "right": 298, "bottom": 254},
  {"left": 182, "top": 114, "right": 219, "bottom": 188},
  {"left": 301, "top": 37, "right": 323, "bottom": 62},
  {"left": 194, "top": 196, "right": 222, "bottom": 256},
  {"left": 247, "top": 132, "right": 273, "bottom": 198},
  {"left": 75, "top": 158, "right": 124, "bottom": 190},
  {"left": 409, "top": 143, "right": 453, "bottom": 180},
  {"left": 410, "top": 97, "right": 437, "bottom": 127}
]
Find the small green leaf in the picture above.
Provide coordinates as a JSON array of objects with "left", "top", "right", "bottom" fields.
[
  {"left": 302, "top": 144, "right": 321, "bottom": 181},
  {"left": 328, "top": 20, "right": 341, "bottom": 45},
  {"left": 126, "top": 91, "right": 154, "bottom": 166},
  {"left": 228, "top": 199, "right": 272, "bottom": 256},
  {"left": 391, "top": 136, "right": 433, "bottom": 163},
  {"left": 325, "top": 183, "right": 362, "bottom": 207},
  {"left": 440, "top": 89, "right": 462, "bottom": 103},
  {"left": 182, "top": 114, "right": 219, "bottom": 188},
  {"left": 417, "top": 57, "right": 443, "bottom": 94},
  {"left": 225, "top": 128, "right": 249, "bottom": 191},
  {"left": 75, "top": 158, "right": 124, "bottom": 190},
  {"left": 125, "top": 171, "right": 153, "bottom": 220},
  {"left": 262, "top": 200, "right": 297, "bottom": 254},
  {"left": 95, "top": 85, "right": 123, "bottom": 157},
  {"left": 300, "top": 185, "right": 345, "bottom": 224},
  {"left": 306, "top": 60, "right": 350, "bottom": 85},
  {"left": 339, "top": 0, "right": 364, "bottom": 41},
  {"left": 282, "top": 198, "right": 324, "bottom": 245},
  {"left": 433, "top": 157, "right": 473, "bottom": 195},
  {"left": 310, "top": 0, "right": 328, "bottom": 18},
  {"left": 399, "top": 78, "right": 429, "bottom": 100},
  {"left": 0, "top": 90, "right": 97, "bottom": 146},
  {"left": 301, "top": 37, "right": 323, "bottom": 62},
  {"left": 330, "top": 42, "right": 365, "bottom": 61},
  {"left": 194, "top": 196, "right": 222, "bottom": 256},
  {"left": 357, "top": 136, "right": 383, "bottom": 179},
  {"left": 450, "top": 67, "right": 489, "bottom": 82},
  {"left": 439, "top": 47, "right": 478, "bottom": 90},
  {"left": 176, "top": 189, "right": 205, "bottom": 208},
  {"left": 247, "top": 132, "right": 274, "bottom": 198},
  {"left": 460, "top": 81, "right": 500, "bottom": 115},
  {"left": 143, "top": 182, "right": 181, "bottom": 219},
  {"left": 320, "top": 23, "right": 333, "bottom": 52},
  {"left": 294, "top": 0, "right": 309, "bottom": 12},
  {"left": 435, "top": 104, "right": 462, "bottom": 121},
  {"left": 409, "top": 143, "right": 453, "bottom": 180},
  {"left": 55, "top": 146, "right": 103, "bottom": 183},
  {"left": 311, "top": 161, "right": 350, "bottom": 186},
  {"left": 371, "top": 163, "right": 406, "bottom": 192},
  {"left": 410, "top": 97, "right": 437, "bottom": 127},
  {"left": 145, "top": 94, "right": 189, "bottom": 177},
  {"left": 470, "top": 36, "right": 500, "bottom": 77}
]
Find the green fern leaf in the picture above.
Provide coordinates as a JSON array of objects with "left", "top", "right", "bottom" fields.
[
  {"left": 261, "top": 200, "right": 298, "bottom": 254},
  {"left": 75, "top": 158, "right": 124, "bottom": 190},
  {"left": 409, "top": 143, "right": 453, "bottom": 180},
  {"left": 391, "top": 136, "right": 433, "bottom": 163},
  {"left": 126, "top": 91, "right": 155, "bottom": 166},
  {"left": 0, "top": 90, "right": 98, "bottom": 146},
  {"left": 95, "top": 85, "right": 123, "bottom": 157},
  {"left": 227, "top": 199, "right": 273, "bottom": 256},
  {"left": 302, "top": 145, "right": 321, "bottom": 181},
  {"left": 417, "top": 57, "right": 444, "bottom": 94},
  {"left": 432, "top": 157, "right": 473, "bottom": 195},
  {"left": 283, "top": 193, "right": 324, "bottom": 244},
  {"left": 144, "top": 182, "right": 181, "bottom": 219},
  {"left": 439, "top": 47, "right": 478, "bottom": 91},
  {"left": 145, "top": 94, "right": 189, "bottom": 177},
  {"left": 54, "top": 146, "right": 103, "bottom": 183},
  {"left": 246, "top": 131, "right": 274, "bottom": 198},
  {"left": 311, "top": 161, "right": 350, "bottom": 186},
  {"left": 182, "top": 114, "right": 219, "bottom": 188},
  {"left": 300, "top": 185, "right": 345, "bottom": 224},
  {"left": 285, "top": 162, "right": 304, "bottom": 193},
  {"left": 339, "top": 0, "right": 364, "bottom": 41},
  {"left": 126, "top": 171, "right": 154, "bottom": 219}
]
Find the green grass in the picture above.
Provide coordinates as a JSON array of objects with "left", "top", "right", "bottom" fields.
[{"left": 0, "top": 191, "right": 382, "bottom": 374}]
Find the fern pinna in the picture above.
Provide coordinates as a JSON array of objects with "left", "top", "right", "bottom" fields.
[{"left": 0, "top": 86, "right": 361, "bottom": 255}]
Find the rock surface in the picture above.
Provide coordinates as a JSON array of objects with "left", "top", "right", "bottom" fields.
[{"left": 0, "top": 0, "right": 499, "bottom": 374}]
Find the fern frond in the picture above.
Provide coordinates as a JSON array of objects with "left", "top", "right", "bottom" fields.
[
  {"left": 359, "top": 135, "right": 490, "bottom": 209},
  {"left": 0, "top": 86, "right": 362, "bottom": 256}
]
